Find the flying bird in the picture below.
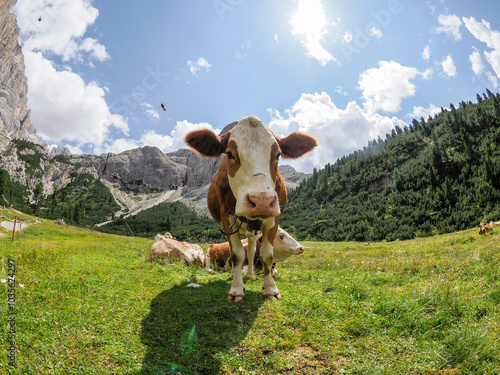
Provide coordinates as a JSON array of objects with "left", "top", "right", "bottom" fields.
[
  {"left": 160, "top": 103, "right": 168, "bottom": 111},
  {"left": 38, "top": 16, "right": 42, "bottom": 22}
]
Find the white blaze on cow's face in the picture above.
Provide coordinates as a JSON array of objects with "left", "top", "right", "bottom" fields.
[
  {"left": 226, "top": 116, "right": 281, "bottom": 219},
  {"left": 272, "top": 227, "right": 304, "bottom": 262}
]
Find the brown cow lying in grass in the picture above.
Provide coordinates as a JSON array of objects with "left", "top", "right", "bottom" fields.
[{"left": 478, "top": 221, "right": 500, "bottom": 235}]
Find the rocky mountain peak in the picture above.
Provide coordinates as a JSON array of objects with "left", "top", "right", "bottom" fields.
[{"left": 0, "top": 0, "right": 43, "bottom": 145}]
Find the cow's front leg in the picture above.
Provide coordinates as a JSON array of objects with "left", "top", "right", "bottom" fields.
[
  {"left": 245, "top": 232, "right": 258, "bottom": 279},
  {"left": 228, "top": 234, "right": 245, "bottom": 302},
  {"left": 261, "top": 220, "right": 281, "bottom": 300}
]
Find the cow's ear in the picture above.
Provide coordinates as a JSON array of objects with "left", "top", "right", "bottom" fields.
[
  {"left": 277, "top": 132, "right": 318, "bottom": 159},
  {"left": 185, "top": 129, "right": 228, "bottom": 158}
]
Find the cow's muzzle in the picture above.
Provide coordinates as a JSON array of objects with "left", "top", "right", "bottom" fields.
[{"left": 245, "top": 192, "right": 278, "bottom": 218}]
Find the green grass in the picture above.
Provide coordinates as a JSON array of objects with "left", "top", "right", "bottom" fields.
[{"left": 1, "top": 208, "right": 500, "bottom": 374}]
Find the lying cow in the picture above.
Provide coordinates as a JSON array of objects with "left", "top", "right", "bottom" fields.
[
  {"left": 205, "top": 227, "right": 304, "bottom": 273},
  {"left": 479, "top": 221, "right": 500, "bottom": 235},
  {"left": 490, "top": 221, "right": 500, "bottom": 228},
  {"left": 149, "top": 233, "right": 205, "bottom": 265},
  {"left": 185, "top": 115, "right": 317, "bottom": 301}
]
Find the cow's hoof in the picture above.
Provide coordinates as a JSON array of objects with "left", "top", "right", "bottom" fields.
[
  {"left": 266, "top": 293, "right": 281, "bottom": 300},
  {"left": 228, "top": 294, "right": 245, "bottom": 302}
]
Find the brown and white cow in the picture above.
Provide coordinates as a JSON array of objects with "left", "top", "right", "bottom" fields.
[
  {"left": 205, "top": 226, "right": 305, "bottom": 273},
  {"left": 185, "top": 115, "right": 317, "bottom": 301},
  {"left": 149, "top": 233, "right": 205, "bottom": 265},
  {"left": 478, "top": 221, "right": 500, "bottom": 235}
]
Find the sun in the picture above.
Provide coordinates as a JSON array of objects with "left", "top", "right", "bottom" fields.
[
  {"left": 289, "top": 0, "right": 336, "bottom": 65},
  {"left": 290, "top": 0, "right": 327, "bottom": 38}
]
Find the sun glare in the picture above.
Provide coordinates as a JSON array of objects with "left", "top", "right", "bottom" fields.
[
  {"left": 289, "top": 0, "right": 336, "bottom": 65},
  {"left": 290, "top": 0, "right": 326, "bottom": 38}
]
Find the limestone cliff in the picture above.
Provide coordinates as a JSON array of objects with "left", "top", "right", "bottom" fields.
[{"left": 0, "top": 0, "right": 42, "bottom": 145}]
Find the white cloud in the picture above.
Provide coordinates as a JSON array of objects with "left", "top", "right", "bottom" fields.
[
  {"left": 267, "top": 92, "right": 406, "bottom": 172},
  {"left": 463, "top": 17, "right": 500, "bottom": 80},
  {"left": 94, "top": 121, "right": 222, "bottom": 155},
  {"left": 15, "top": 0, "right": 109, "bottom": 62},
  {"left": 13, "top": 0, "right": 127, "bottom": 152},
  {"left": 407, "top": 104, "right": 443, "bottom": 120},
  {"left": 139, "top": 130, "right": 174, "bottom": 151},
  {"left": 469, "top": 48, "right": 484, "bottom": 75},
  {"left": 141, "top": 103, "right": 160, "bottom": 121},
  {"left": 435, "top": 14, "right": 462, "bottom": 41},
  {"left": 441, "top": 55, "right": 457, "bottom": 77},
  {"left": 24, "top": 51, "right": 128, "bottom": 146},
  {"left": 486, "top": 71, "right": 499, "bottom": 89},
  {"left": 369, "top": 26, "right": 383, "bottom": 39},
  {"left": 64, "top": 144, "right": 83, "bottom": 155},
  {"left": 335, "top": 85, "right": 348, "bottom": 96},
  {"left": 290, "top": 0, "right": 337, "bottom": 66},
  {"left": 343, "top": 31, "right": 353, "bottom": 43},
  {"left": 462, "top": 17, "right": 500, "bottom": 50},
  {"left": 187, "top": 57, "right": 212, "bottom": 76},
  {"left": 95, "top": 138, "right": 141, "bottom": 155},
  {"left": 421, "top": 68, "right": 433, "bottom": 80},
  {"left": 358, "top": 61, "right": 427, "bottom": 115},
  {"left": 422, "top": 45, "right": 430, "bottom": 60}
]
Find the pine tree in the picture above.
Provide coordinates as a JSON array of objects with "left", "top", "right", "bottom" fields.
[{"left": 393, "top": 168, "right": 403, "bottom": 191}]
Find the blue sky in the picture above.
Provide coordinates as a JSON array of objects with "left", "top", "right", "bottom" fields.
[{"left": 13, "top": 0, "right": 500, "bottom": 172}]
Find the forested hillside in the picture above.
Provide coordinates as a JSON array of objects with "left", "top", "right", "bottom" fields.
[
  {"left": 41, "top": 173, "right": 121, "bottom": 226},
  {"left": 281, "top": 91, "right": 500, "bottom": 242}
]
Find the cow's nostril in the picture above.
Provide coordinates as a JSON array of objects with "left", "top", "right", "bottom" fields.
[
  {"left": 269, "top": 197, "right": 276, "bottom": 209},
  {"left": 247, "top": 195, "right": 257, "bottom": 208}
]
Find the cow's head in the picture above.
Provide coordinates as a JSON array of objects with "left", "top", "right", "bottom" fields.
[{"left": 185, "top": 116, "right": 317, "bottom": 220}]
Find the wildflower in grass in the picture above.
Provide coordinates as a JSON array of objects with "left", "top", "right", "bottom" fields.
[{"left": 1, "top": 279, "right": 6, "bottom": 283}]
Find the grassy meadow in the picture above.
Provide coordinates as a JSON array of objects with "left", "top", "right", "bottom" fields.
[{"left": 1, "top": 207, "right": 500, "bottom": 374}]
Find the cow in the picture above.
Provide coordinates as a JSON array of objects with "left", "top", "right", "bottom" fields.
[
  {"left": 479, "top": 221, "right": 500, "bottom": 235},
  {"left": 149, "top": 233, "right": 205, "bottom": 265},
  {"left": 205, "top": 226, "right": 305, "bottom": 273},
  {"left": 489, "top": 221, "right": 500, "bottom": 228},
  {"left": 185, "top": 115, "right": 317, "bottom": 301}
]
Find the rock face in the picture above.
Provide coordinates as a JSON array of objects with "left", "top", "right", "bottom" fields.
[
  {"left": 98, "top": 146, "right": 221, "bottom": 193},
  {"left": 40, "top": 145, "right": 224, "bottom": 215},
  {"left": 0, "top": 0, "right": 42, "bottom": 145}
]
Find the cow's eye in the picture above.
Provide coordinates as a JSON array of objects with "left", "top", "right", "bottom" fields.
[
  {"left": 279, "top": 234, "right": 284, "bottom": 240},
  {"left": 276, "top": 153, "right": 281, "bottom": 161},
  {"left": 226, "top": 151, "right": 235, "bottom": 160}
]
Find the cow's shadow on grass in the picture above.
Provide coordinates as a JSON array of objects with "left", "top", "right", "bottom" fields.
[{"left": 139, "top": 279, "right": 265, "bottom": 375}]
